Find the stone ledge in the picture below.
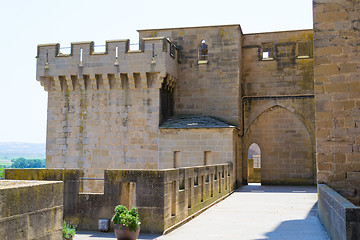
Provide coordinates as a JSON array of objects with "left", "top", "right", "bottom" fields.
[{"left": 318, "top": 184, "right": 360, "bottom": 240}]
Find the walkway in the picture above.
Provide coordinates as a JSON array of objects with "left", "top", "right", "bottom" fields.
[{"left": 75, "top": 184, "right": 329, "bottom": 240}]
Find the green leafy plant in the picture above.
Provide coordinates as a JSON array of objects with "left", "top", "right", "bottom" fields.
[
  {"left": 63, "top": 221, "right": 76, "bottom": 240},
  {"left": 0, "top": 167, "right": 3, "bottom": 178},
  {"left": 111, "top": 205, "right": 140, "bottom": 232}
]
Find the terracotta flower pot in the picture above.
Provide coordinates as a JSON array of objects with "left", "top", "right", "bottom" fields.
[{"left": 114, "top": 224, "right": 140, "bottom": 240}]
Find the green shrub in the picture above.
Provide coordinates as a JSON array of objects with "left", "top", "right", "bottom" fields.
[
  {"left": 63, "top": 221, "right": 76, "bottom": 240},
  {"left": 111, "top": 205, "right": 140, "bottom": 232},
  {"left": 0, "top": 167, "right": 3, "bottom": 178}
]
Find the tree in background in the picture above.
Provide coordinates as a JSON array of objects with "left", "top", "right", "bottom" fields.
[{"left": 11, "top": 158, "right": 45, "bottom": 168}]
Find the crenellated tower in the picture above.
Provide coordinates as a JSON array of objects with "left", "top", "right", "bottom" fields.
[{"left": 36, "top": 38, "right": 178, "bottom": 192}]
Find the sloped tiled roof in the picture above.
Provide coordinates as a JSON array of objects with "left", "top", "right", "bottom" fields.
[{"left": 160, "top": 115, "right": 235, "bottom": 129}]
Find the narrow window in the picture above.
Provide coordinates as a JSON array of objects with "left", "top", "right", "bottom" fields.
[
  {"left": 171, "top": 181, "right": 176, "bottom": 216},
  {"left": 210, "top": 174, "right": 214, "bottom": 197},
  {"left": 80, "top": 48, "right": 83, "bottom": 62},
  {"left": 79, "top": 48, "right": 83, "bottom": 67},
  {"left": 201, "top": 175, "right": 204, "bottom": 202},
  {"left": 188, "top": 178, "right": 192, "bottom": 208},
  {"left": 198, "top": 40, "right": 208, "bottom": 63}
]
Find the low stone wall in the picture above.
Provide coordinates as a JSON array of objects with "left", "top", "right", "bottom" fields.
[
  {"left": 0, "top": 180, "right": 63, "bottom": 240},
  {"left": 318, "top": 184, "right": 360, "bottom": 240},
  {"left": 5, "top": 164, "right": 234, "bottom": 234}
]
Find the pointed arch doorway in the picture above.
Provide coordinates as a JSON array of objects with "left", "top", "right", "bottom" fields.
[{"left": 248, "top": 143, "right": 261, "bottom": 184}]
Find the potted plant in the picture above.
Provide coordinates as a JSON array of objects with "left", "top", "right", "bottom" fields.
[
  {"left": 62, "top": 221, "right": 76, "bottom": 240},
  {"left": 111, "top": 205, "right": 141, "bottom": 240}
]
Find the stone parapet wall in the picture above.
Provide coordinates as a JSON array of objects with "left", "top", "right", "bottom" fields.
[
  {"left": 313, "top": 0, "right": 360, "bottom": 204},
  {"left": 0, "top": 180, "right": 63, "bottom": 240},
  {"left": 318, "top": 184, "right": 360, "bottom": 240},
  {"left": 5, "top": 165, "right": 234, "bottom": 234},
  {"left": 36, "top": 37, "right": 178, "bottom": 90}
]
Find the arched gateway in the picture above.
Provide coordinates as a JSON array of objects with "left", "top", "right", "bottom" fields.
[{"left": 243, "top": 106, "right": 315, "bottom": 185}]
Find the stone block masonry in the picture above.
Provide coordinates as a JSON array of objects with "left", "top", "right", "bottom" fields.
[
  {"left": 241, "top": 29, "right": 315, "bottom": 185},
  {"left": 139, "top": 25, "right": 242, "bottom": 126},
  {"left": 0, "top": 180, "right": 63, "bottom": 240},
  {"left": 37, "top": 38, "right": 179, "bottom": 192},
  {"left": 313, "top": 0, "right": 360, "bottom": 205},
  {"left": 318, "top": 184, "right": 360, "bottom": 240},
  {"left": 5, "top": 165, "right": 234, "bottom": 234},
  {"left": 37, "top": 23, "right": 318, "bottom": 191},
  {"left": 159, "top": 128, "right": 236, "bottom": 168}
]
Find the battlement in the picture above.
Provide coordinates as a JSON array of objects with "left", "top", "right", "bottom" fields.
[{"left": 36, "top": 37, "right": 178, "bottom": 92}]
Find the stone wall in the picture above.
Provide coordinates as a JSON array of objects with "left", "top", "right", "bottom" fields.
[
  {"left": 37, "top": 38, "right": 178, "bottom": 192},
  {"left": 0, "top": 180, "right": 63, "bottom": 240},
  {"left": 243, "top": 105, "right": 315, "bottom": 185},
  {"left": 5, "top": 166, "right": 234, "bottom": 234},
  {"left": 241, "top": 29, "right": 315, "bottom": 185},
  {"left": 46, "top": 83, "right": 161, "bottom": 191},
  {"left": 139, "top": 25, "right": 242, "bottom": 126},
  {"left": 313, "top": 0, "right": 360, "bottom": 204},
  {"left": 242, "top": 30, "right": 314, "bottom": 96},
  {"left": 158, "top": 128, "right": 236, "bottom": 169}
]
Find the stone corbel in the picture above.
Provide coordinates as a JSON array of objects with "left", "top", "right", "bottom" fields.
[
  {"left": 64, "top": 75, "right": 73, "bottom": 91},
  {"left": 140, "top": 73, "right": 147, "bottom": 89},
  {"left": 53, "top": 77, "right": 62, "bottom": 92},
  {"left": 128, "top": 74, "right": 135, "bottom": 90},
  {"left": 114, "top": 73, "right": 122, "bottom": 89},
  {"left": 102, "top": 74, "right": 110, "bottom": 90},
  {"left": 89, "top": 75, "right": 97, "bottom": 90},
  {"left": 78, "top": 77, "right": 85, "bottom": 91},
  {"left": 156, "top": 71, "right": 167, "bottom": 89},
  {"left": 39, "top": 77, "right": 49, "bottom": 92}
]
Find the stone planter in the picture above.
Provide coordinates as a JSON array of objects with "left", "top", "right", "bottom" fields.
[{"left": 114, "top": 224, "right": 140, "bottom": 240}]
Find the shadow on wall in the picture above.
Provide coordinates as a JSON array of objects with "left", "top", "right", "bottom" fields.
[{"left": 257, "top": 202, "right": 330, "bottom": 240}]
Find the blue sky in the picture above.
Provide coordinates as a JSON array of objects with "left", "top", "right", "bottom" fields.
[{"left": 0, "top": 0, "right": 313, "bottom": 143}]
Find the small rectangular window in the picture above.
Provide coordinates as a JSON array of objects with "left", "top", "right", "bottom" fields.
[
  {"left": 198, "top": 40, "right": 208, "bottom": 64},
  {"left": 261, "top": 43, "right": 274, "bottom": 60},
  {"left": 297, "top": 41, "right": 312, "bottom": 58},
  {"left": 263, "top": 51, "right": 269, "bottom": 59}
]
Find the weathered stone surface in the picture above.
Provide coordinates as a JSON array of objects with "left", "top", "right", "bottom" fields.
[
  {"left": 0, "top": 180, "right": 63, "bottom": 240},
  {"left": 5, "top": 166, "right": 233, "bottom": 234},
  {"left": 314, "top": 0, "right": 360, "bottom": 205},
  {"left": 37, "top": 24, "right": 316, "bottom": 190},
  {"left": 318, "top": 184, "right": 360, "bottom": 240}
]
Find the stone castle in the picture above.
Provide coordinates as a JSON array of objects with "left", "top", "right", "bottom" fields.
[
  {"left": 36, "top": 25, "right": 316, "bottom": 192},
  {"left": 2, "top": 0, "right": 359, "bottom": 238}
]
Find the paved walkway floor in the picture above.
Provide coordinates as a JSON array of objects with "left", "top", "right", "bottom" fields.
[{"left": 75, "top": 184, "right": 330, "bottom": 240}]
